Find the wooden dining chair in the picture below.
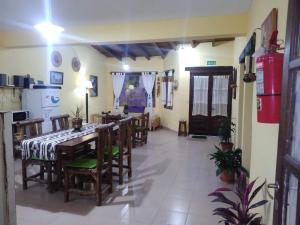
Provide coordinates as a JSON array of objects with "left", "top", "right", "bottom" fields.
[
  {"left": 64, "top": 123, "right": 114, "bottom": 206},
  {"left": 102, "top": 112, "right": 122, "bottom": 124},
  {"left": 18, "top": 118, "right": 55, "bottom": 191},
  {"left": 112, "top": 118, "right": 132, "bottom": 185},
  {"left": 132, "top": 112, "right": 150, "bottom": 147},
  {"left": 50, "top": 114, "right": 70, "bottom": 132}
]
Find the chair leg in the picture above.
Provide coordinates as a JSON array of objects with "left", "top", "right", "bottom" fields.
[
  {"left": 46, "top": 162, "right": 53, "bottom": 192},
  {"left": 22, "top": 160, "right": 28, "bottom": 190},
  {"left": 40, "top": 165, "right": 44, "bottom": 180},
  {"left": 119, "top": 157, "right": 123, "bottom": 185},
  {"left": 64, "top": 169, "right": 69, "bottom": 202},
  {"left": 96, "top": 175, "right": 102, "bottom": 206},
  {"left": 128, "top": 155, "right": 132, "bottom": 178}
]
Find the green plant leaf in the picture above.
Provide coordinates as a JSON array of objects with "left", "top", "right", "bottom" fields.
[
  {"left": 249, "top": 181, "right": 266, "bottom": 205},
  {"left": 248, "top": 200, "right": 268, "bottom": 210}
]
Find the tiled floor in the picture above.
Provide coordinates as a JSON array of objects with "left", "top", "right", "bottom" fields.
[{"left": 15, "top": 129, "right": 232, "bottom": 225}]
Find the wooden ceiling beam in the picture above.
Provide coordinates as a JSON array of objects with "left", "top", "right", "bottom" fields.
[
  {"left": 101, "top": 45, "right": 123, "bottom": 61},
  {"left": 168, "top": 42, "right": 178, "bottom": 50},
  {"left": 92, "top": 45, "right": 114, "bottom": 57},
  {"left": 212, "top": 37, "right": 235, "bottom": 47},
  {"left": 137, "top": 45, "right": 151, "bottom": 60},
  {"left": 152, "top": 43, "right": 166, "bottom": 59},
  {"left": 115, "top": 45, "right": 137, "bottom": 61},
  {"left": 191, "top": 40, "right": 201, "bottom": 48}
]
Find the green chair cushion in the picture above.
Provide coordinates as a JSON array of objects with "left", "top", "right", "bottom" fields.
[
  {"left": 65, "top": 159, "right": 97, "bottom": 169},
  {"left": 135, "top": 125, "right": 146, "bottom": 131},
  {"left": 104, "top": 146, "right": 120, "bottom": 157}
]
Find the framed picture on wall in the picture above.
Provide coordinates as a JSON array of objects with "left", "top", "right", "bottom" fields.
[
  {"left": 90, "top": 75, "right": 98, "bottom": 97},
  {"left": 50, "top": 71, "right": 64, "bottom": 85}
]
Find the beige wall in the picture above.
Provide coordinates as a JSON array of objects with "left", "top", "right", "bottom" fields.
[
  {"left": 105, "top": 57, "right": 164, "bottom": 114},
  {"left": 231, "top": 1, "right": 289, "bottom": 224},
  {"left": 161, "top": 42, "right": 234, "bottom": 131},
  {"left": 0, "top": 45, "right": 107, "bottom": 119}
]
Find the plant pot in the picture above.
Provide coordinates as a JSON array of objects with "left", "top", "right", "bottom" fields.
[
  {"left": 220, "top": 170, "right": 235, "bottom": 183},
  {"left": 72, "top": 118, "right": 83, "bottom": 131},
  {"left": 220, "top": 142, "right": 234, "bottom": 151},
  {"left": 123, "top": 105, "right": 129, "bottom": 115}
]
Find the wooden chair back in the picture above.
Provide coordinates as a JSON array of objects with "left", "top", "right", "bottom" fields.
[
  {"left": 118, "top": 117, "right": 132, "bottom": 150},
  {"left": 95, "top": 123, "right": 115, "bottom": 171},
  {"left": 102, "top": 111, "right": 122, "bottom": 124},
  {"left": 15, "top": 118, "right": 44, "bottom": 140},
  {"left": 141, "top": 112, "right": 150, "bottom": 129},
  {"left": 50, "top": 114, "right": 70, "bottom": 132}
]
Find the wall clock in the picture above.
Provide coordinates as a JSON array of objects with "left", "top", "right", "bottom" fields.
[
  {"left": 72, "top": 57, "right": 81, "bottom": 72},
  {"left": 51, "top": 51, "right": 62, "bottom": 67}
]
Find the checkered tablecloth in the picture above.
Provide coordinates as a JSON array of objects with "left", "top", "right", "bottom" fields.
[{"left": 21, "top": 123, "right": 105, "bottom": 161}]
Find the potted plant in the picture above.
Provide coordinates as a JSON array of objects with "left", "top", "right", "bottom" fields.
[
  {"left": 218, "top": 117, "right": 236, "bottom": 150},
  {"left": 209, "top": 146, "right": 248, "bottom": 183},
  {"left": 208, "top": 174, "right": 268, "bottom": 225},
  {"left": 72, "top": 106, "right": 83, "bottom": 131}
]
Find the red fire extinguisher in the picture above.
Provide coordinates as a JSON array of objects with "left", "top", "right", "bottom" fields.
[{"left": 256, "top": 52, "right": 283, "bottom": 123}]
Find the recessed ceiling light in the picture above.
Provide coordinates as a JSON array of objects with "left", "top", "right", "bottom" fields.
[
  {"left": 122, "top": 63, "right": 130, "bottom": 71},
  {"left": 34, "top": 22, "right": 64, "bottom": 43}
]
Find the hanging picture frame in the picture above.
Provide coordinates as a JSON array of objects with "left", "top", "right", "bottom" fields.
[
  {"left": 50, "top": 71, "right": 64, "bottom": 85},
  {"left": 90, "top": 75, "right": 98, "bottom": 97}
]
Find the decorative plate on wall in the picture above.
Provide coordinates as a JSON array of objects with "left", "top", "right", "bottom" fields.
[
  {"left": 72, "top": 57, "right": 81, "bottom": 72},
  {"left": 51, "top": 51, "right": 62, "bottom": 67}
]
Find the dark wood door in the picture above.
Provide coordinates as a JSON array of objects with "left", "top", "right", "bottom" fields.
[
  {"left": 186, "top": 66, "right": 233, "bottom": 135},
  {"left": 273, "top": 0, "right": 300, "bottom": 224}
]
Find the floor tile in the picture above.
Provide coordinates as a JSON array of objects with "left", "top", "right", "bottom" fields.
[{"left": 15, "top": 129, "right": 228, "bottom": 225}]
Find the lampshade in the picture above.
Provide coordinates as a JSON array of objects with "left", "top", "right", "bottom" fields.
[{"left": 84, "top": 80, "right": 93, "bottom": 89}]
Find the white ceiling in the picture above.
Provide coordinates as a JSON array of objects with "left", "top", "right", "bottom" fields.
[{"left": 0, "top": 0, "right": 252, "bottom": 30}]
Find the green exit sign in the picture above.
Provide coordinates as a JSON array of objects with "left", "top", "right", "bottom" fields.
[{"left": 207, "top": 60, "right": 217, "bottom": 66}]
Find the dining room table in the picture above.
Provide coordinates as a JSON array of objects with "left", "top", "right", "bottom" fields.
[{"left": 20, "top": 123, "right": 119, "bottom": 191}]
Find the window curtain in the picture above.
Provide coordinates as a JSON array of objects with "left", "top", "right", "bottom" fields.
[
  {"left": 166, "top": 70, "right": 174, "bottom": 107},
  {"left": 192, "top": 76, "right": 209, "bottom": 116},
  {"left": 212, "top": 76, "right": 229, "bottom": 116},
  {"left": 161, "top": 72, "right": 167, "bottom": 106},
  {"left": 112, "top": 72, "right": 126, "bottom": 109},
  {"left": 142, "top": 72, "right": 156, "bottom": 108}
]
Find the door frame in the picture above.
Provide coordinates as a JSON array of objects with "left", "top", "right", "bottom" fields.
[
  {"left": 186, "top": 66, "right": 233, "bottom": 135},
  {"left": 273, "top": 0, "right": 300, "bottom": 224}
]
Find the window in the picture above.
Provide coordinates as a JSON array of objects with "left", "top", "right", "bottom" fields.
[
  {"left": 119, "top": 72, "right": 155, "bottom": 107},
  {"left": 161, "top": 69, "right": 174, "bottom": 109}
]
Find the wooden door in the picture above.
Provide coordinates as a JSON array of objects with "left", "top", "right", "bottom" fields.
[
  {"left": 186, "top": 67, "right": 233, "bottom": 135},
  {"left": 273, "top": 0, "right": 300, "bottom": 224}
]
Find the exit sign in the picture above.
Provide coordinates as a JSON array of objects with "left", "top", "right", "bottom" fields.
[{"left": 207, "top": 60, "right": 217, "bottom": 66}]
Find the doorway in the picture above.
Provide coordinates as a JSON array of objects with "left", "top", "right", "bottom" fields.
[
  {"left": 273, "top": 0, "right": 300, "bottom": 224},
  {"left": 186, "top": 66, "right": 233, "bottom": 135}
]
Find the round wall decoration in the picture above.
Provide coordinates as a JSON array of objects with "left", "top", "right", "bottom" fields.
[
  {"left": 51, "top": 51, "right": 62, "bottom": 67},
  {"left": 72, "top": 57, "right": 81, "bottom": 72}
]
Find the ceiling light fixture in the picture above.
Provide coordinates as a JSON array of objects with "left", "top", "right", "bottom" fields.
[
  {"left": 34, "top": 22, "right": 64, "bottom": 43},
  {"left": 122, "top": 63, "right": 130, "bottom": 71}
]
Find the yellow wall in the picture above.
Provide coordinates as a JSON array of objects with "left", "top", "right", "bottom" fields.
[
  {"left": 232, "top": 1, "right": 288, "bottom": 224},
  {"left": 161, "top": 42, "right": 234, "bottom": 131},
  {"left": 0, "top": 14, "right": 248, "bottom": 47},
  {"left": 0, "top": 45, "right": 107, "bottom": 119},
  {"left": 105, "top": 57, "right": 164, "bottom": 115}
]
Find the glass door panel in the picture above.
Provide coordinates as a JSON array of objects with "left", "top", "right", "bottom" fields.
[
  {"left": 284, "top": 172, "right": 298, "bottom": 225},
  {"left": 290, "top": 72, "right": 300, "bottom": 161}
]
